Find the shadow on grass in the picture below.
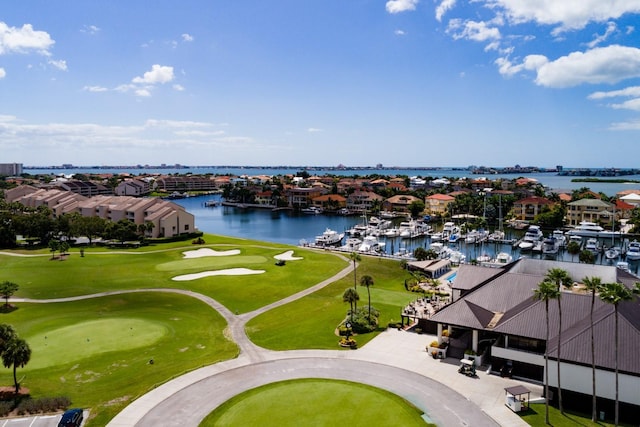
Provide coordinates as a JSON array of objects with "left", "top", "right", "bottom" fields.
[
  {"left": 0, "top": 304, "right": 18, "bottom": 314},
  {"left": 521, "top": 403, "right": 621, "bottom": 427}
]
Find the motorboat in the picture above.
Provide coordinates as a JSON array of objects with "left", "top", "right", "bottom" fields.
[
  {"left": 519, "top": 225, "right": 543, "bottom": 251},
  {"left": 552, "top": 230, "right": 567, "bottom": 247},
  {"left": 604, "top": 246, "right": 621, "bottom": 260},
  {"left": 399, "top": 220, "right": 430, "bottom": 239},
  {"left": 429, "top": 242, "right": 445, "bottom": 255},
  {"left": 301, "top": 206, "right": 323, "bottom": 215},
  {"left": 476, "top": 252, "right": 491, "bottom": 263},
  {"left": 314, "top": 228, "right": 344, "bottom": 246},
  {"left": 585, "top": 238, "right": 599, "bottom": 254},
  {"left": 384, "top": 228, "right": 400, "bottom": 238},
  {"left": 568, "top": 235, "right": 582, "bottom": 246},
  {"left": 465, "top": 230, "right": 479, "bottom": 244},
  {"left": 448, "top": 232, "right": 461, "bottom": 243},
  {"left": 542, "top": 235, "right": 560, "bottom": 256},
  {"left": 567, "top": 221, "right": 620, "bottom": 237},
  {"left": 430, "top": 232, "right": 443, "bottom": 242},
  {"left": 449, "top": 250, "right": 466, "bottom": 265},
  {"left": 626, "top": 240, "right": 640, "bottom": 261},
  {"left": 487, "top": 230, "right": 505, "bottom": 242},
  {"left": 495, "top": 252, "right": 513, "bottom": 264},
  {"left": 340, "top": 237, "right": 362, "bottom": 251},
  {"left": 442, "top": 222, "right": 460, "bottom": 239},
  {"left": 358, "top": 235, "right": 385, "bottom": 253},
  {"left": 616, "top": 261, "right": 630, "bottom": 271}
]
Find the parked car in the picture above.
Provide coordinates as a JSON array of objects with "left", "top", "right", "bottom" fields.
[{"left": 58, "top": 408, "right": 83, "bottom": 427}]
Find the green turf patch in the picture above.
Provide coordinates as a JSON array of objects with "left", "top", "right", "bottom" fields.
[
  {"left": 200, "top": 379, "right": 432, "bottom": 427},
  {"left": 27, "top": 318, "right": 167, "bottom": 370}
]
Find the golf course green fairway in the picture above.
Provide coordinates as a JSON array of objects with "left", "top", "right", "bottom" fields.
[
  {"left": 27, "top": 318, "right": 168, "bottom": 370},
  {"left": 200, "top": 379, "right": 432, "bottom": 427}
]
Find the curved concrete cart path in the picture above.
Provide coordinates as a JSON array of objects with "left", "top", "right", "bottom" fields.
[{"left": 11, "top": 249, "right": 539, "bottom": 427}]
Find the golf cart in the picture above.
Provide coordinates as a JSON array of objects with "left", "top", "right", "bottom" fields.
[{"left": 458, "top": 358, "right": 476, "bottom": 377}]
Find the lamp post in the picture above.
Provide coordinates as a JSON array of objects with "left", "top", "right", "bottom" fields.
[{"left": 345, "top": 321, "right": 352, "bottom": 341}]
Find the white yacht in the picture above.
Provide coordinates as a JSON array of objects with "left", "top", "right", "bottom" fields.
[
  {"left": 314, "top": 228, "right": 344, "bottom": 246},
  {"left": 519, "top": 225, "right": 543, "bottom": 251},
  {"left": 552, "top": 229, "right": 567, "bottom": 247},
  {"left": 358, "top": 235, "right": 385, "bottom": 253},
  {"left": 542, "top": 235, "right": 560, "bottom": 256},
  {"left": 604, "top": 246, "right": 621, "bottom": 260},
  {"left": 567, "top": 221, "right": 620, "bottom": 237},
  {"left": 626, "top": 240, "right": 640, "bottom": 261},
  {"left": 585, "top": 238, "right": 599, "bottom": 253}
]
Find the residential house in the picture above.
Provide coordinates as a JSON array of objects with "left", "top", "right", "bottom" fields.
[
  {"left": 512, "top": 196, "right": 554, "bottom": 222},
  {"left": 286, "top": 187, "right": 326, "bottom": 208},
  {"left": 310, "top": 194, "right": 346, "bottom": 212},
  {"left": 57, "top": 180, "right": 113, "bottom": 197},
  {"left": 566, "top": 198, "right": 615, "bottom": 227},
  {"left": 346, "top": 191, "right": 384, "bottom": 213},
  {"left": 5, "top": 185, "right": 194, "bottom": 238},
  {"left": 115, "top": 179, "right": 152, "bottom": 196},
  {"left": 382, "top": 194, "right": 421, "bottom": 214},
  {"left": 425, "top": 193, "right": 455, "bottom": 217}
]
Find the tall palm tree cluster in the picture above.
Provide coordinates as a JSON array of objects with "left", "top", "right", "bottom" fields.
[
  {"left": 535, "top": 268, "right": 638, "bottom": 426},
  {"left": 0, "top": 324, "right": 31, "bottom": 394}
]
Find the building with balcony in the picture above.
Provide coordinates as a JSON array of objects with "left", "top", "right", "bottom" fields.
[
  {"left": 512, "top": 196, "right": 554, "bottom": 222},
  {"left": 566, "top": 198, "right": 615, "bottom": 227}
]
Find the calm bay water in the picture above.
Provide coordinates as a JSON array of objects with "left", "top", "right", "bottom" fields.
[{"left": 173, "top": 195, "right": 639, "bottom": 274}]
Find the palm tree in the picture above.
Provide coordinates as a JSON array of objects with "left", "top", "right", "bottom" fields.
[
  {"left": 533, "top": 279, "right": 560, "bottom": 425},
  {"left": 1, "top": 337, "right": 31, "bottom": 394},
  {"left": 342, "top": 288, "right": 359, "bottom": 322},
  {"left": 359, "top": 275, "right": 374, "bottom": 320},
  {"left": 0, "top": 324, "right": 16, "bottom": 353},
  {"left": 545, "top": 268, "right": 572, "bottom": 414},
  {"left": 582, "top": 276, "right": 602, "bottom": 423},
  {"left": 349, "top": 252, "right": 361, "bottom": 290},
  {"left": 599, "top": 282, "right": 633, "bottom": 426}
]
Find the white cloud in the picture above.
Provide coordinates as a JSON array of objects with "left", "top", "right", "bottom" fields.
[
  {"left": 610, "top": 98, "right": 640, "bottom": 111},
  {"left": 135, "top": 88, "right": 152, "bottom": 97},
  {"left": 609, "top": 118, "right": 640, "bottom": 130},
  {"left": 132, "top": 64, "right": 174, "bottom": 84},
  {"left": 386, "top": 0, "right": 419, "bottom": 14},
  {"left": 395, "top": 29, "right": 406, "bottom": 36},
  {"left": 307, "top": 128, "right": 323, "bottom": 133},
  {"left": 586, "top": 22, "right": 617, "bottom": 48},
  {"left": 486, "top": 0, "right": 640, "bottom": 33},
  {"left": 533, "top": 45, "right": 640, "bottom": 87},
  {"left": 173, "top": 84, "right": 185, "bottom": 91},
  {"left": 0, "top": 22, "right": 55, "bottom": 55},
  {"left": 181, "top": 33, "right": 194, "bottom": 42},
  {"left": 435, "top": 0, "right": 456, "bottom": 22},
  {"left": 448, "top": 19, "right": 501, "bottom": 42},
  {"left": 0, "top": 68, "right": 5, "bottom": 79},
  {"left": 48, "top": 59, "right": 67, "bottom": 71},
  {"left": 588, "top": 86, "right": 640, "bottom": 99},
  {"left": 81, "top": 25, "right": 100, "bottom": 35},
  {"left": 83, "top": 85, "right": 108, "bottom": 92}
]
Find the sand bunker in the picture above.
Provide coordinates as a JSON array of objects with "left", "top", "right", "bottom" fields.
[
  {"left": 172, "top": 268, "right": 265, "bottom": 281},
  {"left": 182, "top": 248, "right": 241, "bottom": 258},
  {"left": 274, "top": 250, "right": 303, "bottom": 261}
]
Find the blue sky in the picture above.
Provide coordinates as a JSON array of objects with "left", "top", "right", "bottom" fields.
[{"left": 2, "top": 0, "right": 640, "bottom": 168}]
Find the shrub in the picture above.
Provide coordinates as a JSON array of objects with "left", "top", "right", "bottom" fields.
[
  {"left": 441, "top": 329, "right": 449, "bottom": 337},
  {"left": 429, "top": 340, "right": 439, "bottom": 348},
  {"left": 464, "top": 349, "right": 477, "bottom": 356},
  {"left": 0, "top": 401, "right": 12, "bottom": 417},
  {"left": 15, "top": 396, "right": 71, "bottom": 415},
  {"left": 414, "top": 328, "right": 422, "bottom": 334}
]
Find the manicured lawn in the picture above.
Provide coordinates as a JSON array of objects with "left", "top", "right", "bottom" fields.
[
  {"left": 200, "top": 379, "right": 434, "bottom": 427},
  {"left": 246, "top": 256, "right": 417, "bottom": 349},
  {"left": 0, "top": 292, "right": 238, "bottom": 427},
  {"left": 2, "top": 234, "right": 347, "bottom": 314},
  {"left": 521, "top": 403, "right": 624, "bottom": 427}
]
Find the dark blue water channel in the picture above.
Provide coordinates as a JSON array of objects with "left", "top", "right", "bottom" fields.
[{"left": 174, "top": 195, "right": 639, "bottom": 274}]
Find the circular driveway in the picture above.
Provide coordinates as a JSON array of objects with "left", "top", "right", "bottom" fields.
[{"left": 131, "top": 357, "right": 498, "bottom": 427}]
